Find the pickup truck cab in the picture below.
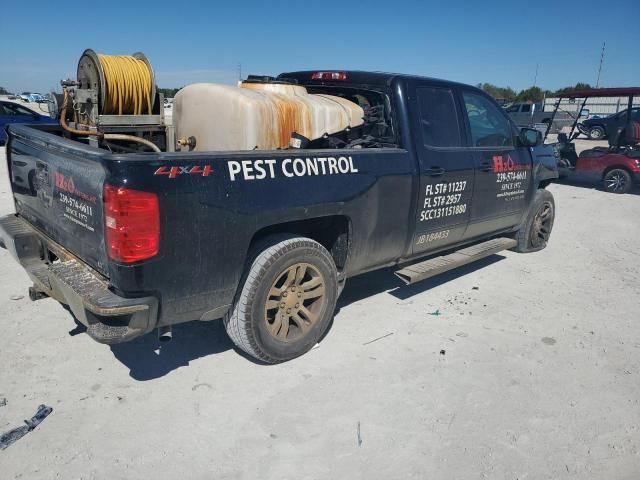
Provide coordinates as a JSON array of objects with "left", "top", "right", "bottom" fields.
[
  {"left": 0, "top": 71, "right": 558, "bottom": 362},
  {"left": 505, "top": 102, "right": 573, "bottom": 132},
  {"left": 580, "top": 108, "right": 640, "bottom": 140}
]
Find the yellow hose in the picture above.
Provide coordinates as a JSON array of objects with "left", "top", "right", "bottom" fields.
[{"left": 97, "top": 54, "right": 153, "bottom": 115}]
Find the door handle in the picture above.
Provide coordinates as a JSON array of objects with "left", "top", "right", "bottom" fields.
[
  {"left": 480, "top": 162, "right": 494, "bottom": 172},
  {"left": 425, "top": 166, "right": 445, "bottom": 176}
]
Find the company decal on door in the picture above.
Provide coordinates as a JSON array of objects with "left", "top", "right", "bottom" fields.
[
  {"left": 493, "top": 154, "right": 530, "bottom": 201},
  {"left": 419, "top": 180, "right": 469, "bottom": 222}
]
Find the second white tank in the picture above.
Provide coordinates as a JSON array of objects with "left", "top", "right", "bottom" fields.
[{"left": 173, "top": 82, "right": 364, "bottom": 152}]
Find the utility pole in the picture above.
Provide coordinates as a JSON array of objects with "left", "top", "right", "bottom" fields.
[
  {"left": 237, "top": 63, "right": 242, "bottom": 82},
  {"left": 595, "top": 42, "right": 605, "bottom": 88},
  {"left": 533, "top": 63, "right": 539, "bottom": 88}
]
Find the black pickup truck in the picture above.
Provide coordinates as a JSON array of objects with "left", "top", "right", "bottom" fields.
[{"left": 0, "top": 71, "right": 558, "bottom": 363}]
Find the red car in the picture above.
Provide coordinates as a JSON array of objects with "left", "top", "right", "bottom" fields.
[
  {"left": 549, "top": 88, "right": 640, "bottom": 194},
  {"left": 574, "top": 147, "right": 640, "bottom": 194}
]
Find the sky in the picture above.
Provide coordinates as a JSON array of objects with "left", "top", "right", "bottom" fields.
[{"left": 1, "top": 0, "right": 638, "bottom": 94}]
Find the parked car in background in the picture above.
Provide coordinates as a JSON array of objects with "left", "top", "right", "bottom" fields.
[
  {"left": 17, "top": 93, "right": 46, "bottom": 103},
  {"left": 505, "top": 102, "right": 573, "bottom": 132},
  {"left": 580, "top": 108, "right": 640, "bottom": 140},
  {"left": 0, "top": 101, "right": 57, "bottom": 145}
]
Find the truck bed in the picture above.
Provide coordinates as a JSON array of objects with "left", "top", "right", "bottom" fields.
[{"left": 4, "top": 123, "right": 415, "bottom": 338}]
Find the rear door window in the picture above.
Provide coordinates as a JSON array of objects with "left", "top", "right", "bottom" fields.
[
  {"left": 416, "top": 87, "right": 462, "bottom": 148},
  {"left": 462, "top": 91, "right": 514, "bottom": 147}
]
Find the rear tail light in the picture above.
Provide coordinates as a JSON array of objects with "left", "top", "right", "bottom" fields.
[
  {"left": 104, "top": 184, "right": 160, "bottom": 263},
  {"left": 311, "top": 71, "right": 347, "bottom": 81}
]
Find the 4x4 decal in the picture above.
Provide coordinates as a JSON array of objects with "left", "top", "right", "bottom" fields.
[{"left": 154, "top": 165, "right": 214, "bottom": 179}]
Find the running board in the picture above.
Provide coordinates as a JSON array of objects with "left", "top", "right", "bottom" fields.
[{"left": 394, "top": 237, "right": 517, "bottom": 285}]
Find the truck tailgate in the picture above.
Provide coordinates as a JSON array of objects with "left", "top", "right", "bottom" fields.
[{"left": 7, "top": 125, "right": 109, "bottom": 276}]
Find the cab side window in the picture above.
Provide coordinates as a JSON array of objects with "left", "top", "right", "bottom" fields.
[
  {"left": 417, "top": 87, "right": 462, "bottom": 148},
  {"left": 462, "top": 92, "right": 514, "bottom": 147}
]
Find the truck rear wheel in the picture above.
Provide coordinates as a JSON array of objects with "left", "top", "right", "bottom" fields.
[
  {"left": 224, "top": 236, "right": 338, "bottom": 363},
  {"left": 512, "top": 189, "right": 555, "bottom": 253}
]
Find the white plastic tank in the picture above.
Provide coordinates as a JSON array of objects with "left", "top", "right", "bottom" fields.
[{"left": 173, "top": 82, "right": 364, "bottom": 151}]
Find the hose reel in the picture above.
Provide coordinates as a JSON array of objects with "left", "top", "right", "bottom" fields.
[
  {"left": 58, "top": 49, "right": 167, "bottom": 152},
  {"left": 76, "top": 49, "right": 156, "bottom": 118}
]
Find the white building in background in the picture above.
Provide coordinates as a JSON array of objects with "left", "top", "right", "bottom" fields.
[{"left": 544, "top": 96, "right": 640, "bottom": 118}]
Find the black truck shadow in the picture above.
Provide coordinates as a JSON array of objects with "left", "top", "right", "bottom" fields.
[
  {"left": 91, "top": 254, "right": 506, "bottom": 380},
  {"left": 108, "top": 320, "right": 233, "bottom": 381},
  {"left": 337, "top": 254, "right": 504, "bottom": 309}
]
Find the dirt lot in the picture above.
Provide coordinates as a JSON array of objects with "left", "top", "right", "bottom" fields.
[{"left": 0, "top": 144, "right": 639, "bottom": 479}]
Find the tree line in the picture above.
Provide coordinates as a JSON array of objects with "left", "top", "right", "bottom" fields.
[
  {"left": 3, "top": 83, "right": 595, "bottom": 103},
  {"left": 157, "top": 87, "right": 181, "bottom": 98},
  {"left": 163, "top": 82, "right": 596, "bottom": 103},
  {"left": 1, "top": 86, "right": 183, "bottom": 98},
  {"left": 477, "top": 82, "right": 593, "bottom": 103}
]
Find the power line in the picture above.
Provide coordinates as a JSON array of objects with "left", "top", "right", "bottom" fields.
[{"left": 595, "top": 42, "right": 605, "bottom": 88}]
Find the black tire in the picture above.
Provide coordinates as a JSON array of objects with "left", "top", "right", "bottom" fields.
[
  {"left": 512, "top": 189, "right": 555, "bottom": 253},
  {"left": 224, "top": 236, "right": 338, "bottom": 363},
  {"left": 588, "top": 126, "right": 605, "bottom": 140},
  {"left": 603, "top": 168, "right": 632, "bottom": 194}
]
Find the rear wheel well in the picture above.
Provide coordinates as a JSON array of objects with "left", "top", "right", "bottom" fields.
[{"left": 249, "top": 216, "right": 351, "bottom": 271}]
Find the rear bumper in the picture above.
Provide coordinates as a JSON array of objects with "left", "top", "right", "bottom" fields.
[{"left": 0, "top": 214, "right": 158, "bottom": 344}]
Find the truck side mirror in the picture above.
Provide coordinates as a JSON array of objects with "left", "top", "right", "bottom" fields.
[{"left": 519, "top": 127, "right": 542, "bottom": 147}]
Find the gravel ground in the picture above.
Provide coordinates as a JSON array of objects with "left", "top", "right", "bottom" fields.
[{"left": 0, "top": 144, "right": 639, "bottom": 479}]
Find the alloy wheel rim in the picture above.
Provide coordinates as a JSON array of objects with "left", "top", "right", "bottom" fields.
[
  {"left": 606, "top": 172, "right": 626, "bottom": 192},
  {"left": 531, "top": 202, "right": 553, "bottom": 247},
  {"left": 264, "top": 262, "right": 326, "bottom": 342}
]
